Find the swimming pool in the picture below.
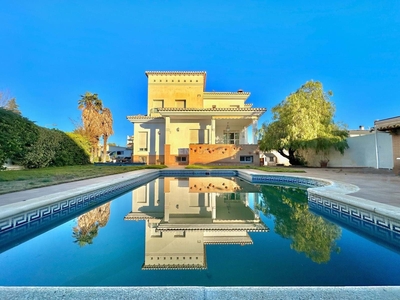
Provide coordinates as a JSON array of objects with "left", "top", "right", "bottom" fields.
[{"left": 1, "top": 174, "right": 400, "bottom": 286}]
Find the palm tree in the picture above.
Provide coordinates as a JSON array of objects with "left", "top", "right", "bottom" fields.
[
  {"left": 78, "top": 92, "right": 103, "bottom": 161},
  {"left": 100, "top": 108, "right": 114, "bottom": 162}
]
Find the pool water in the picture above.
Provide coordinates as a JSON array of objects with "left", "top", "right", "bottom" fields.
[{"left": 0, "top": 176, "right": 400, "bottom": 286}]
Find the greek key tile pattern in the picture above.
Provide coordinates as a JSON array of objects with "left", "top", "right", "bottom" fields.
[
  {"left": 0, "top": 172, "right": 158, "bottom": 234},
  {"left": 308, "top": 193, "right": 400, "bottom": 235},
  {"left": 251, "top": 175, "right": 329, "bottom": 187},
  {"left": 160, "top": 170, "right": 237, "bottom": 177}
]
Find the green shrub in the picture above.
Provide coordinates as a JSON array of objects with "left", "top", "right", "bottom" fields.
[
  {"left": 0, "top": 108, "right": 39, "bottom": 167},
  {"left": 22, "top": 128, "right": 90, "bottom": 168}
]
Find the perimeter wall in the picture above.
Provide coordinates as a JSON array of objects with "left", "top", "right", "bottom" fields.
[{"left": 297, "top": 132, "right": 393, "bottom": 169}]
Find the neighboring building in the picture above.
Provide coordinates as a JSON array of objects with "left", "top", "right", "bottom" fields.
[
  {"left": 126, "top": 135, "right": 133, "bottom": 149},
  {"left": 106, "top": 145, "right": 132, "bottom": 162},
  {"left": 259, "top": 151, "right": 290, "bottom": 166},
  {"left": 375, "top": 116, "right": 400, "bottom": 174},
  {"left": 127, "top": 71, "right": 266, "bottom": 166},
  {"left": 348, "top": 126, "right": 372, "bottom": 137}
]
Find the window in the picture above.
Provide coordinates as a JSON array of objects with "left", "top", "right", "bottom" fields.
[
  {"left": 224, "top": 132, "right": 239, "bottom": 144},
  {"left": 240, "top": 156, "right": 253, "bottom": 163},
  {"left": 176, "top": 156, "right": 187, "bottom": 162},
  {"left": 153, "top": 99, "right": 164, "bottom": 109},
  {"left": 175, "top": 100, "right": 186, "bottom": 108},
  {"left": 269, "top": 156, "right": 275, "bottom": 162},
  {"left": 138, "top": 131, "right": 148, "bottom": 151}
]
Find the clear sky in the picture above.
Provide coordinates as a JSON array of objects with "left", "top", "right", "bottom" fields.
[{"left": 1, "top": 1, "right": 399, "bottom": 146}]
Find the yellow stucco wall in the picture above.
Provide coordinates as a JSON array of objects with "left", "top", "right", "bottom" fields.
[{"left": 147, "top": 73, "right": 205, "bottom": 116}]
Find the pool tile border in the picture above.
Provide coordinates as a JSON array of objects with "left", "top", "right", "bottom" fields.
[
  {"left": 0, "top": 171, "right": 159, "bottom": 233},
  {"left": 308, "top": 193, "right": 400, "bottom": 234}
]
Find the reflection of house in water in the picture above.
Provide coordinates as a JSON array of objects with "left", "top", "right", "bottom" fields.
[{"left": 124, "top": 177, "right": 269, "bottom": 270}]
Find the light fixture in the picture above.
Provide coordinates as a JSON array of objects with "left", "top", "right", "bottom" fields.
[
  {"left": 176, "top": 127, "right": 180, "bottom": 132},
  {"left": 158, "top": 130, "right": 161, "bottom": 135}
]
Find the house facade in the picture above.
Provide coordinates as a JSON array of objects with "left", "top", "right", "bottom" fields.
[
  {"left": 375, "top": 116, "right": 400, "bottom": 174},
  {"left": 127, "top": 71, "right": 266, "bottom": 166}
]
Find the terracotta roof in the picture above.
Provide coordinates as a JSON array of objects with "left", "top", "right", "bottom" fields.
[{"left": 375, "top": 116, "right": 400, "bottom": 131}]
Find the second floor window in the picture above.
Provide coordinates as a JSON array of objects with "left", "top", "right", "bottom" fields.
[{"left": 175, "top": 100, "right": 186, "bottom": 108}]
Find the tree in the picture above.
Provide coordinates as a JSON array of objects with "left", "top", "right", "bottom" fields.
[
  {"left": 100, "top": 108, "right": 114, "bottom": 162},
  {"left": 0, "top": 91, "right": 21, "bottom": 115},
  {"left": 78, "top": 92, "right": 114, "bottom": 162},
  {"left": 259, "top": 80, "right": 348, "bottom": 165},
  {"left": 78, "top": 92, "right": 103, "bottom": 161}
]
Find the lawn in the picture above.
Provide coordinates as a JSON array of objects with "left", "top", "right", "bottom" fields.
[{"left": 0, "top": 164, "right": 166, "bottom": 195}]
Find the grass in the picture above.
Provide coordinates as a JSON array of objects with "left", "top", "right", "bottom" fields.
[{"left": 0, "top": 164, "right": 167, "bottom": 195}]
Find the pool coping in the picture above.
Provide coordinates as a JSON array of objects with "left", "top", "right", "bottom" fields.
[{"left": 0, "top": 286, "right": 399, "bottom": 299}]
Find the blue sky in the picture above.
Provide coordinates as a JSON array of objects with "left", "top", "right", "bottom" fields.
[{"left": 1, "top": 1, "right": 399, "bottom": 146}]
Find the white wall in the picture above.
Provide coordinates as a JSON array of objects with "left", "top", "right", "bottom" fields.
[{"left": 299, "top": 132, "right": 393, "bottom": 169}]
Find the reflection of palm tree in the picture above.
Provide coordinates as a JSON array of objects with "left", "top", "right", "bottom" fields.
[
  {"left": 73, "top": 224, "right": 99, "bottom": 247},
  {"left": 257, "top": 185, "right": 341, "bottom": 263},
  {"left": 73, "top": 203, "right": 111, "bottom": 247}
]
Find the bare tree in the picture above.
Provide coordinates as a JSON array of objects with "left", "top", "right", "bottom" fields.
[{"left": 0, "top": 91, "right": 21, "bottom": 115}]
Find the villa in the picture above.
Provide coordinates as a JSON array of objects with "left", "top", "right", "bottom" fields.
[{"left": 127, "top": 71, "right": 266, "bottom": 166}]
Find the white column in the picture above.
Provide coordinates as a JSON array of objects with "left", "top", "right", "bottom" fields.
[
  {"left": 211, "top": 119, "right": 216, "bottom": 144},
  {"left": 211, "top": 193, "right": 216, "bottom": 219},
  {"left": 165, "top": 116, "right": 170, "bottom": 145},
  {"left": 252, "top": 119, "right": 258, "bottom": 144},
  {"left": 240, "top": 127, "right": 246, "bottom": 144}
]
